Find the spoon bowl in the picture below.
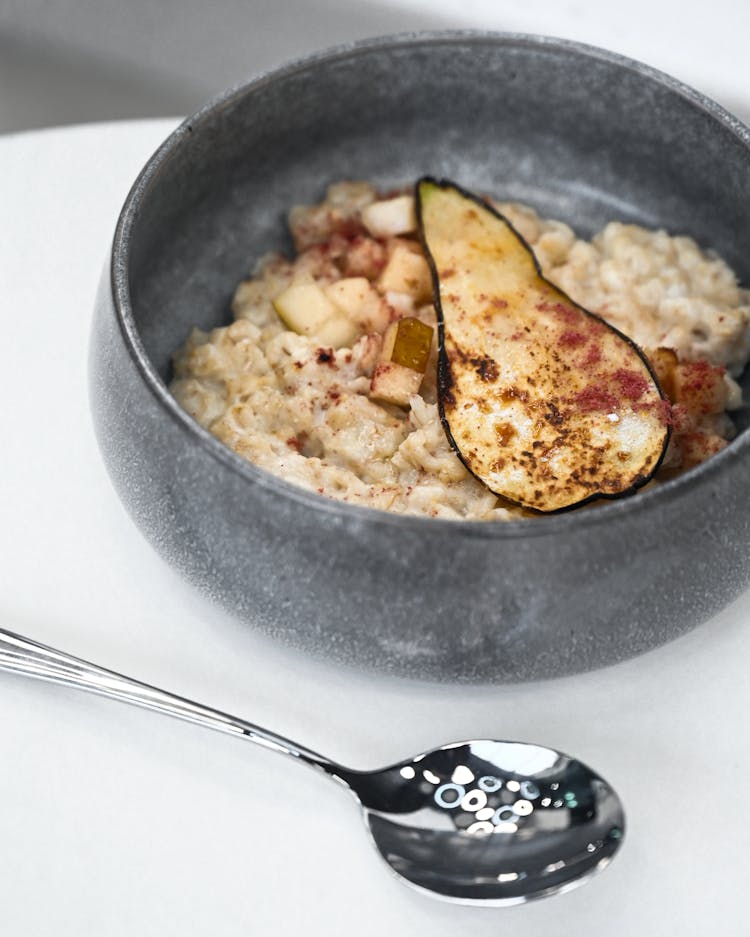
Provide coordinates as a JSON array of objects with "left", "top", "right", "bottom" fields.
[
  {"left": 339, "top": 740, "right": 624, "bottom": 904},
  {"left": 0, "top": 628, "right": 624, "bottom": 904}
]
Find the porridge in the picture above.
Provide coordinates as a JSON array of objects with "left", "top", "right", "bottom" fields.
[{"left": 170, "top": 181, "right": 750, "bottom": 519}]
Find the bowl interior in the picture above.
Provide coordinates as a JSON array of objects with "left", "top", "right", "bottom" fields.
[{"left": 123, "top": 34, "right": 750, "bottom": 433}]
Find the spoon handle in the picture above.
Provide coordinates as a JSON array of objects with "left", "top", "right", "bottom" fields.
[{"left": 0, "top": 627, "right": 332, "bottom": 772}]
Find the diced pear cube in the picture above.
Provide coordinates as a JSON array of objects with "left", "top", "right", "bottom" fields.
[
  {"left": 380, "top": 319, "right": 398, "bottom": 360},
  {"left": 369, "top": 362, "right": 423, "bottom": 406},
  {"left": 272, "top": 282, "right": 336, "bottom": 334},
  {"left": 647, "top": 347, "right": 678, "bottom": 400},
  {"left": 315, "top": 314, "right": 360, "bottom": 349},
  {"left": 378, "top": 244, "right": 433, "bottom": 302},
  {"left": 673, "top": 360, "right": 728, "bottom": 415},
  {"left": 324, "top": 278, "right": 372, "bottom": 317},
  {"left": 325, "top": 278, "right": 391, "bottom": 333},
  {"left": 383, "top": 291, "right": 415, "bottom": 317},
  {"left": 361, "top": 195, "right": 417, "bottom": 238},
  {"left": 369, "top": 317, "right": 434, "bottom": 407},
  {"left": 389, "top": 317, "right": 434, "bottom": 373},
  {"left": 272, "top": 282, "right": 359, "bottom": 348}
]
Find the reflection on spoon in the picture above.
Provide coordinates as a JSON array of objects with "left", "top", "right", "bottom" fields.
[
  {"left": 0, "top": 628, "right": 624, "bottom": 904},
  {"left": 347, "top": 739, "right": 623, "bottom": 903}
]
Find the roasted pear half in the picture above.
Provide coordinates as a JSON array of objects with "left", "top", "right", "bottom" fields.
[{"left": 416, "top": 178, "right": 670, "bottom": 513}]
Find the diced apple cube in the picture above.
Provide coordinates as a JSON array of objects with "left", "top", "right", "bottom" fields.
[
  {"left": 378, "top": 244, "right": 433, "bottom": 302},
  {"left": 361, "top": 195, "right": 417, "bottom": 238}
]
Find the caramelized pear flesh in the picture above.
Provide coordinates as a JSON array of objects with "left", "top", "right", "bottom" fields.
[{"left": 416, "top": 178, "right": 670, "bottom": 513}]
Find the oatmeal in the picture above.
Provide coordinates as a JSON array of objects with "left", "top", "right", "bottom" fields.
[{"left": 170, "top": 182, "right": 750, "bottom": 519}]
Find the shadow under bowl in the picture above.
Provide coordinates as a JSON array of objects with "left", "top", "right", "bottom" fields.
[{"left": 90, "top": 32, "right": 750, "bottom": 682}]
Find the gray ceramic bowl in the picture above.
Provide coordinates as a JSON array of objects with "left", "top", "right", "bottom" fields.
[{"left": 90, "top": 32, "right": 750, "bottom": 682}]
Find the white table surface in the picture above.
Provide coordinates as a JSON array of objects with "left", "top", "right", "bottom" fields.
[{"left": 1, "top": 118, "right": 749, "bottom": 936}]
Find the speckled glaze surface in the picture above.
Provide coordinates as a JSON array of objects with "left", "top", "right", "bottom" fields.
[{"left": 90, "top": 32, "right": 750, "bottom": 682}]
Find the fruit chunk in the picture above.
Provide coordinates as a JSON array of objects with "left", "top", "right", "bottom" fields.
[
  {"left": 272, "top": 281, "right": 359, "bottom": 348},
  {"left": 324, "top": 277, "right": 391, "bottom": 333},
  {"left": 370, "top": 317, "right": 434, "bottom": 406},
  {"left": 647, "top": 347, "right": 678, "bottom": 401},
  {"left": 389, "top": 316, "right": 433, "bottom": 372},
  {"left": 378, "top": 243, "right": 433, "bottom": 302},
  {"left": 672, "top": 360, "right": 728, "bottom": 415},
  {"left": 416, "top": 178, "right": 670, "bottom": 513},
  {"left": 361, "top": 195, "right": 417, "bottom": 238}
]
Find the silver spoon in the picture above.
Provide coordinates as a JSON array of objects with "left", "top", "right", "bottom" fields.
[{"left": 0, "top": 627, "right": 624, "bottom": 904}]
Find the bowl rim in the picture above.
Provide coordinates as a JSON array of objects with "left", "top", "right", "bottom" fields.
[{"left": 109, "top": 29, "right": 750, "bottom": 540}]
